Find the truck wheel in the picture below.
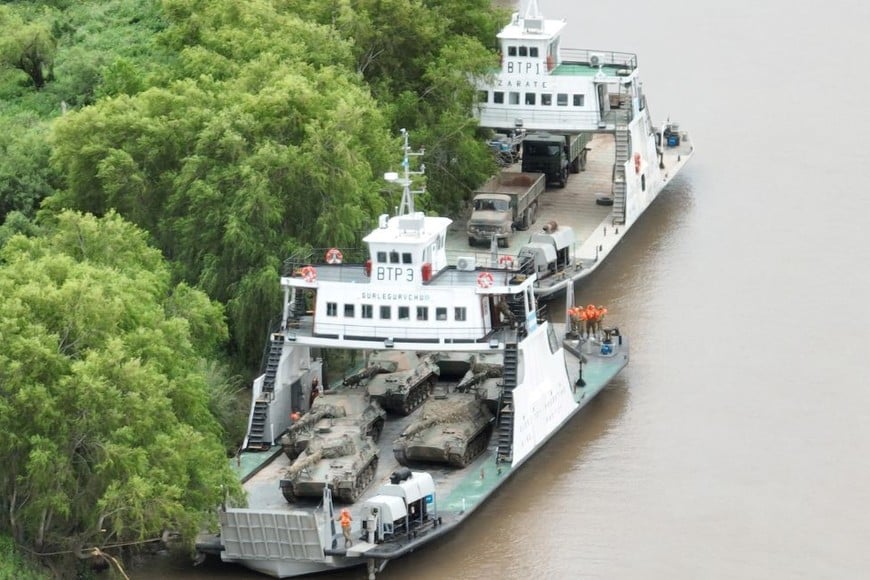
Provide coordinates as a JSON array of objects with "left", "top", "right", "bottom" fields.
[
  {"left": 558, "top": 168, "right": 568, "bottom": 188},
  {"left": 517, "top": 210, "right": 529, "bottom": 231},
  {"left": 468, "top": 236, "right": 475, "bottom": 246},
  {"left": 571, "top": 156, "right": 580, "bottom": 173}
]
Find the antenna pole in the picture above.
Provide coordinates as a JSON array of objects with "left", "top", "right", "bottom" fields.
[{"left": 394, "top": 129, "right": 426, "bottom": 216}]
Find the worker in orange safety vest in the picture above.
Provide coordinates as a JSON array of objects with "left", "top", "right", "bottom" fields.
[{"left": 339, "top": 508, "right": 353, "bottom": 546}]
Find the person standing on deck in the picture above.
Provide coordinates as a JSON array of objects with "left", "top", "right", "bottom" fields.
[{"left": 339, "top": 508, "right": 353, "bottom": 547}]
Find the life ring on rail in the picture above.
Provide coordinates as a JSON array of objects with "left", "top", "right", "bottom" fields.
[
  {"left": 325, "top": 247, "right": 343, "bottom": 264},
  {"left": 633, "top": 152, "right": 641, "bottom": 175},
  {"left": 477, "top": 272, "right": 495, "bottom": 289},
  {"left": 498, "top": 255, "right": 514, "bottom": 269},
  {"left": 299, "top": 266, "right": 317, "bottom": 283}
]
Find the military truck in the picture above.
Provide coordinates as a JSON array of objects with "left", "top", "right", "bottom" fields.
[
  {"left": 279, "top": 389, "right": 386, "bottom": 460},
  {"left": 521, "top": 132, "right": 590, "bottom": 187},
  {"left": 279, "top": 423, "right": 379, "bottom": 503},
  {"left": 393, "top": 393, "right": 494, "bottom": 467},
  {"left": 466, "top": 171, "right": 546, "bottom": 248}
]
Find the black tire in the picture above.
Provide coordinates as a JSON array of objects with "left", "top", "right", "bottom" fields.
[
  {"left": 570, "top": 156, "right": 580, "bottom": 173},
  {"left": 558, "top": 168, "right": 568, "bottom": 188},
  {"left": 468, "top": 236, "right": 475, "bottom": 246},
  {"left": 596, "top": 196, "right": 614, "bottom": 206}
]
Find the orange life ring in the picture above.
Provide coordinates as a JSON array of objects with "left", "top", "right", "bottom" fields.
[
  {"left": 498, "top": 255, "right": 514, "bottom": 269},
  {"left": 477, "top": 272, "right": 495, "bottom": 289},
  {"left": 633, "top": 152, "right": 641, "bottom": 174},
  {"left": 325, "top": 247, "right": 343, "bottom": 264},
  {"left": 299, "top": 266, "right": 317, "bottom": 283}
]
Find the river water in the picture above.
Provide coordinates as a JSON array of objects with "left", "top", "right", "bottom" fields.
[{"left": 133, "top": 0, "right": 870, "bottom": 578}]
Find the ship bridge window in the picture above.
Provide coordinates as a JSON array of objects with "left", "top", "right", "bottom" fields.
[
  {"left": 402, "top": 252, "right": 412, "bottom": 264},
  {"left": 344, "top": 304, "right": 355, "bottom": 317},
  {"left": 519, "top": 46, "right": 528, "bottom": 57},
  {"left": 525, "top": 93, "right": 536, "bottom": 105},
  {"left": 326, "top": 302, "right": 337, "bottom": 317},
  {"left": 573, "top": 94, "right": 585, "bottom": 106},
  {"left": 389, "top": 250, "right": 399, "bottom": 264},
  {"left": 508, "top": 46, "right": 517, "bottom": 57},
  {"left": 509, "top": 92, "right": 520, "bottom": 105},
  {"left": 494, "top": 91, "right": 504, "bottom": 104},
  {"left": 362, "top": 304, "right": 373, "bottom": 319},
  {"left": 454, "top": 307, "right": 467, "bottom": 322},
  {"left": 416, "top": 306, "right": 428, "bottom": 321},
  {"left": 377, "top": 251, "right": 387, "bottom": 263},
  {"left": 557, "top": 93, "right": 568, "bottom": 106},
  {"left": 398, "top": 306, "right": 410, "bottom": 320},
  {"left": 436, "top": 307, "right": 447, "bottom": 321},
  {"left": 478, "top": 90, "right": 488, "bottom": 103},
  {"left": 380, "top": 306, "right": 391, "bottom": 319},
  {"left": 529, "top": 47, "right": 539, "bottom": 58},
  {"left": 542, "top": 94, "right": 552, "bottom": 106}
]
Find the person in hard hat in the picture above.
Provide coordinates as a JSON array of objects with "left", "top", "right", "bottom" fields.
[{"left": 338, "top": 508, "right": 353, "bottom": 547}]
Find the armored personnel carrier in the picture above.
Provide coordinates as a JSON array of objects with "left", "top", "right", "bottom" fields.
[
  {"left": 279, "top": 389, "right": 386, "bottom": 460},
  {"left": 393, "top": 392, "right": 494, "bottom": 467},
  {"left": 346, "top": 351, "right": 441, "bottom": 415},
  {"left": 279, "top": 423, "right": 379, "bottom": 503}
]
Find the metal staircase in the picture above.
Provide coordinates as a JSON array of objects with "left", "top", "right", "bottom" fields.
[
  {"left": 247, "top": 334, "right": 284, "bottom": 448},
  {"left": 496, "top": 333, "right": 519, "bottom": 463},
  {"left": 613, "top": 125, "right": 629, "bottom": 225}
]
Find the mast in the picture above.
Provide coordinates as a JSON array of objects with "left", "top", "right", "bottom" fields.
[{"left": 385, "top": 128, "right": 426, "bottom": 217}]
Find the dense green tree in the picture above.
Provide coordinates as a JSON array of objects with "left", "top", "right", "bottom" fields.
[
  {"left": 49, "top": 0, "right": 401, "bottom": 365},
  {"left": 0, "top": 210, "right": 242, "bottom": 573},
  {"left": 0, "top": 6, "right": 57, "bottom": 90}
]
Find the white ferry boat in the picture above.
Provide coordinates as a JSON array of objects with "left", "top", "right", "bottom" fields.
[
  {"left": 196, "top": 132, "right": 628, "bottom": 578},
  {"left": 463, "top": 0, "right": 694, "bottom": 299}
]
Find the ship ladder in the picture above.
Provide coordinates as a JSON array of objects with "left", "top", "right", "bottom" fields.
[
  {"left": 496, "top": 335, "right": 519, "bottom": 464},
  {"left": 247, "top": 333, "right": 284, "bottom": 448},
  {"left": 612, "top": 125, "right": 630, "bottom": 225}
]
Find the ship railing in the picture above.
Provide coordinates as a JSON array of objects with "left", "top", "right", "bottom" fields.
[
  {"left": 559, "top": 48, "right": 637, "bottom": 70},
  {"left": 282, "top": 247, "right": 367, "bottom": 276}
]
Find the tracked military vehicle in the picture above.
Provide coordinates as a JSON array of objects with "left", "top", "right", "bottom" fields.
[
  {"left": 279, "top": 423, "right": 379, "bottom": 503},
  {"left": 346, "top": 351, "right": 440, "bottom": 415},
  {"left": 279, "top": 389, "right": 386, "bottom": 460},
  {"left": 393, "top": 392, "right": 494, "bottom": 467}
]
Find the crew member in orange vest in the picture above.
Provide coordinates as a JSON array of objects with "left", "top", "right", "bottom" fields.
[{"left": 338, "top": 508, "right": 353, "bottom": 546}]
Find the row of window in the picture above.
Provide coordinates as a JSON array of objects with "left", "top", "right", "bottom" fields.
[
  {"left": 506, "top": 45, "right": 541, "bottom": 58},
  {"left": 376, "top": 250, "right": 413, "bottom": 264},
  {"left": 326, "top": 303, "right": 468, "bottom": 322},
  {"left": 479, "top": 91, "right": 585, "bottom": 107}
]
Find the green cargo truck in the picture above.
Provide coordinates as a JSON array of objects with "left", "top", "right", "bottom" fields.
[
  {"left": 521, "top": 132, "right": 590, "bottom": 188},
  {"left": 466, "top": 171, "right": 546, "bottom": 248}
]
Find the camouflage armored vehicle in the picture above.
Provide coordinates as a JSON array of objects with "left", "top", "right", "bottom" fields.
[
  {"left": 393, "top": 392, "right": 494, "bottom": 467},
  {"left": 279, "top": 423, "right": 379, "bottom": 503},
  {"left": 279, "top": 389, "right": 386, "bottom": 460},
  {"left": 348, "top": 351, "right": 441, "bottom": 415}
]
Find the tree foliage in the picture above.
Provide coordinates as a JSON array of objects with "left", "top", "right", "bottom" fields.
[{"left": 0, "top": 210, "right": 242, "bottom": 570}]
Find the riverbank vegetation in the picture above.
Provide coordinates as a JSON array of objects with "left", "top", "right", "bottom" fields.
[{"left": 1, "top": 0, "right": 507, "bottom": 575}]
